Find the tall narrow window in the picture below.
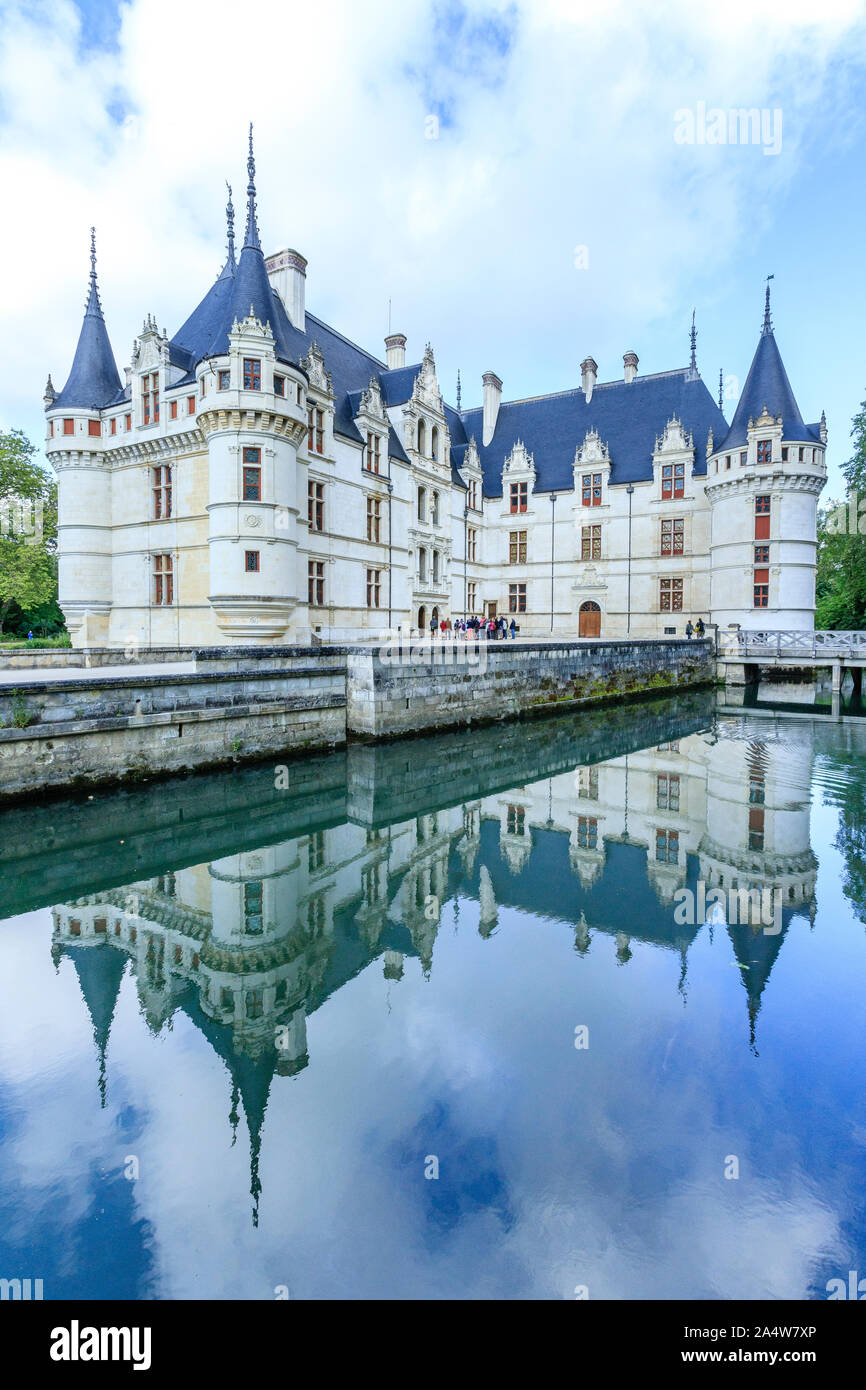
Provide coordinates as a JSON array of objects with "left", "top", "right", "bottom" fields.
[
  {"left": 467, "top": 581, "right": 476, "bottom": 610},
  {"left": 366, "top": 431, "right": 380, "bottom": 473},
  {"left": 169, "top": 400, "right": 178, "bottom": 420},
  {"left": 187, "top": 396, "right": 195, "bottom": 415},
  {"left": 245, "top": 550, "right": 260, "bottom": 572},
  {"left": 661, "top": 462, "right": 684, "bottom": 499},
  {"left": 660, "top": 518, "right": 684, "bottom": 555},
  {"left": 366, "top": 495, "right": 381, "bottom": 542},
  {"left": 581, "top": 472, "right": 602, "bottom": 506},
  {"left": 308, "top": 560, "right": 324, "bottom": 606},
  {"left": 273, "top": 374, "right": 285, "bottom": 397},
  {"left": 63, "top": 418, "right": 74, "bottom": 436},
  {"left": 308, "top": 480, "right": 324, "bottom": 532},
  {"left": 432, "top": 491, "right": 440, "bottom": 526},
  {"left": 243, "top": 881, "right": 263, "bottom": 935},
  {"left": 509, "top": 481, "right": 528, "bottom": 513},
  {"left": 468, "top": 479, "right": 478, "bottom": 509},
  {"left": 218, "top": 370, "right": 230, "bottom": 390},
  {"left": 243, "top": 447, "right": 261, "bottom": 501},
  {"left": 125, "top": 413, "right": 132, "bottom": 431},
  {"left": 577, "top": 816, "right": 598, "bottom": 849},
  {"left": 152, "top": 465, "right": 172, "bottom": 519},
  {"left": 467, "top": 527, "right": 477, "bottom": 561},
  {"left": 153, "top": 553, "right": 173, "bottom": 606},
  {"left": 417, "top": 487, "right": 426, "bottom": 522},
  {"left": 88, "top": 419, "right": 101, "bottom": 437},
  {"left": 366, "top": 568, "right": 381, "bottom": 608},
  {"left": 143, "top": 373, "right": 159, "bottom": 424},
  {"left": 308, "top": 404, "right": 324, "bottom": 454},
  {"left": 243, "top": 358, "right": 261, "bottom": 390},
  {"left": 509, "top": 583, "right": 526, "bottom": 613},
  {"left": 656, "top": 773, "right": 680, "bottom": 811},
  {"left": 506, "top": 805, "right": 525, "bottom": 836},
  {"left": 509, "top": 530, "right": 527, "bottom": 563},
  {"left": 581, "top": 524, "right": 601, "bottom": 559}
]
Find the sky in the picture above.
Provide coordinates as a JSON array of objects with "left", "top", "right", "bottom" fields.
[{"left": 1, "top": 0, "right": 866, "bottom": 497}]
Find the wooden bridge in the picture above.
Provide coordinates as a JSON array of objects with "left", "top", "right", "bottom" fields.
[{"left": 717, "top": 629, "right": 865, "bottom": 714}]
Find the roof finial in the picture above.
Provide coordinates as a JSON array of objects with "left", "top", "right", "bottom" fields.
[
  {"left": 762, "top": 274, "right": 774, "bottom": 335},
  {"left": 87, "top": 227, "right": 103, "bottom": 317},
  {"left": 718, "top": 367, "right": 724, "bottom": 411},
  {"left": 243, "top": 123, "right": 260, "bottom": 251},
  {"left": 688, "top": 308, "right": 698, "bottom": 374},
  {"left": 225, "top": 181, "right": 236, "bottom": 268},
  {"left": 456, "top": 368, "right": 462, "bottom": 412}
]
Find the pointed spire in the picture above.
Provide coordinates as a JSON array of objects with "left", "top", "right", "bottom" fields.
[
  {"left": 456, "top": 368, "right": 462, "bottom": 411},
  {"left": 243, "top": 122, "right": 260, "bottom": 251},
  {"left": 718, "top": 367, "right": 724, "bottom": 412},
  {"left": 54, "top": 228, "right": 122, "bottom": 409},
  {"left": 762, "top": 274, "right": 774, "bottom": 335},
  {"left": 689, "top": 309, "right": 697, "bottom": 371},
  {"left": 225, "top": 181, "right": 236, "bottom": 270}
]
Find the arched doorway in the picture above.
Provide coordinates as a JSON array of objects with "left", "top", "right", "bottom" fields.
[
  {"left": 418, "top": 605, "right": 426, "bottom": 630},
  {"left": 431, "top": 606, "right": 439, "bottom": 627},
  {"left": 579, "top": 601, "right": 601, "bottom": 637}
]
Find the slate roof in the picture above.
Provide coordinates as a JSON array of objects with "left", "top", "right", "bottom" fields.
[
  {"left": 53, "top": 238, "right": 123, "bottom": 411},
  {"left": 459, "top": 369, "right": 729, "bottom": 496},
  {"left": 714, "top": 326, "right": 818, "bottom": 451}
]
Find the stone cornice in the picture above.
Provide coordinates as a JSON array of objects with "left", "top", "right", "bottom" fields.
[
  {"left": 198, "top": 408, "right": 306, "bottom": 446},
  {"left": 704, "top": 468, "right": 826, "bottom": 500}
]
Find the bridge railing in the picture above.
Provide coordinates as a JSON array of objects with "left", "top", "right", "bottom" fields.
[{"left": 717, "top": 629, "right": 866, "bottom": 658}]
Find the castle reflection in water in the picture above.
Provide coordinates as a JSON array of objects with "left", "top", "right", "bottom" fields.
[{"left": 43, "top": 693, "right": 818, "bottom": 1222}]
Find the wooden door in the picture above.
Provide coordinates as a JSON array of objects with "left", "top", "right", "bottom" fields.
[{"left": 579, "top": 601, "right": 601, "bottom": 637}]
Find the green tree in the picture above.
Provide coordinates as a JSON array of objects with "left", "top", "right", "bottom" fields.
[
  {"left": 0, "top": 428, "right": 59, "bottom": 634},
  {"left": 815, "top": 395, "right": 866, "bottom": 630}
]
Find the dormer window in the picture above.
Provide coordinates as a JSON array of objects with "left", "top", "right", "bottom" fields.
[
  {"left": 243, "top": 358, "right": 261, "bottom": 390},
  {"left": 143, "top": 373, "right": 159, "bottom": 425},
  {"left": 757, "top": 439, "right": 772, "bottom": 463},
  {"left": 308, "top": 405, "right": 324, "bottom": 454},
  {"left": 366, "top": 432, "right": 380, "bottom": 473},
  {"left": 274, "top": 374, "right": 285, "bottom": 397},
  {"left": 218, "top": 370, "right": 230, "bottom": 390},
  {"left": 510, "top": 481, "right": 528, "bottom": 513},
  {"left": 661, "top": 462, "right": 684, "bottom": 499},
  {"left": 582, "top": 473, "right": 602, "bottom": 506}
]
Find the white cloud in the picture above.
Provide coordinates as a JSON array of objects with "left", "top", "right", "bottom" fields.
[{"left": 1, "top": 0, "right": 865, "bottom": 460}]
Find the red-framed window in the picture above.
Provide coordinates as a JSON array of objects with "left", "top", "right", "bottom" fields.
[
  {"left": 577, "top": 816, "right": 598, "bottom": 849},
  {"left": 581, "top": 472, "right": 602, "bottom": 506},
  {"left": 656, "top": 828, "right": 679, "bottom": 863},
  {"left": 509, "top": 530, "right": 527, "bottom": 564},
  {"left": 506, "top": 805, "right": 526, "bottom": 836},
  {"left": 88, "top": 419, "right": 101, "bottom": 437},
  {"left": 110, "top": 418, "right": 118, "bottom": 436},
  {"left": 659, "top": 577, "right": 683, "bottom": 611},
  {"left": 169, "top": 400, "right": 178, "bottom": 420},
  {"left": 509, "top": 583, "right": 526, "bottom": 613},
  {"left": 509, "top": 481, "right": 527, "bottom": 513},
  {"left": 581, "top": 524, "right": 601, "bottom": 559},
  {"left": 308, "top": 405, "right": 324, "bottom": 454},
  {"left": 366, "top": 431, "right": 380, "bottom": 473},
  {"left": 125, "top": 413, "right": 132, "bottom": 431},
  {"left": 243, "top": 358, "right": 261, "bottom": 390},
  {"left": 48, "top": 420, "right": 54, "bottom": 437},
  {"left": 63, "top": 418, "right": 74, "bottom": 435},
  {"left": 245, "top": 550, "right": 260, "bottom": 573},
  {"left": 309, "top": 480, "right": 324, "bottom": 532},
  {"left": 308, "top": 560, "right": 325, "bottom": 607},
  {"left": 660, "top": 518, "right": 684, "bottom": 556},
  {"left": 152, "top": 465, "right": 172, "bottom": 519},
  {"left": 143, "top": 372, "right": 159, "bottom": 424},
  {"left": 657, "top": 774, "right": 680, "bottom": 811},
  {"left": 187, "top": 396, "right": 195, "bottom": 415},
  {"left": 662, "top": 462, "right": 685, "bottom": 499},
  {"left": 218, "top": 370, "right": 230, "bottom": 390},
  {"left": 755, "top": 494, "right": 770, "bottom": 540},
  {"left": 366, "top": 568, "right": 381, "bottom": 608},
  {"left": 754, "top": 568, "right": 769, "bottom": 608},
  {"left": 757, "top": 439, "right": 771, "bottom": 463},
  {"left": 754, "top": 544, "right": 769, "bottom": 564},
  {"left": 153, "top": 553, "right": 173, "bottom": 606},
  {"left": 366, "top": 495, "right": 380, "bottom": 542},
  {"left": 243, "top": 446, "right": 261, "bottom": 501}
]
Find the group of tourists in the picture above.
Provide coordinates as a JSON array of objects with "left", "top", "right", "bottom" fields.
[
  {"left": 684, "top": 618, "right": 706, "bottom": 640},
  {"left": 428, "top": 615, "right": 518, "bottom": 640}
]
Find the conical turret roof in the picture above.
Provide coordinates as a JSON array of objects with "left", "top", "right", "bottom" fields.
[
  {"left": 715, "top": 289, "right": 812, "bottom": 451},
  {"left": 53, "top": 229, "right": 122, "bottom": 410}
]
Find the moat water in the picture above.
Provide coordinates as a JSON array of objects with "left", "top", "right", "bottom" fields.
[{"left": 1, "top": 690, "right": 865, "bottom": 1300}]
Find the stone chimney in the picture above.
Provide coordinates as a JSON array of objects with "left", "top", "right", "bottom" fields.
[
  {"left": 385, "top": 333, "right": 406, "bottom": 370},
  {"left": 581, "top": 357, "right": 598, "bottom": 403},
  {"left": 623, "top": 351, "right": 639, "bottom": 384},
  {"left": 482, "top": 371, "right": 502, "bottom": 446},
  {"left": 265, "top": 248, "right": 307, "bottom": 332}
]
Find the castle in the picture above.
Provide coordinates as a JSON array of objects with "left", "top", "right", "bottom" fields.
[{"left": 44, "top": 130, "right": 828, "bottom": 648}]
